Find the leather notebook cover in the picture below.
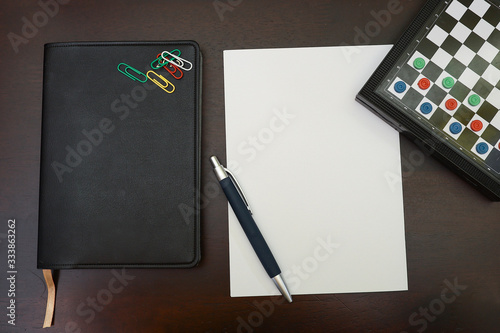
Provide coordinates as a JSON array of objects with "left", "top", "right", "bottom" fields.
[{"left": 37, "top": 41, "right": 201, "bottom": 269}]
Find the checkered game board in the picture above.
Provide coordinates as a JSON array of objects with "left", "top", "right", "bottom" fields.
[{"left": 380, "top": 0, "right": 500, "bottom": 173}]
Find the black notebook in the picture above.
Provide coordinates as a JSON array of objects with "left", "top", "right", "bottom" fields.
[{"left": 37, "top": 41, "right": 202, "bottom": 269}]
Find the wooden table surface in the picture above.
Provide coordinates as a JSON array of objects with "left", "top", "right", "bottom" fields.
[{"left": 1, "top": 0, "right": 499, "bottom": 332}]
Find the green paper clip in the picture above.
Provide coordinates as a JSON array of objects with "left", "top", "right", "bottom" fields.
[
  {"left": 117, "top": 63, "right": 148, "bottom": 83},
  {"left": 150, "top": 49, "right": 181, "bottom": 69}
]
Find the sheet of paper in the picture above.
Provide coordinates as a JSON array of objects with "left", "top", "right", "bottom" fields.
[{"left": 223, "top": 45, "right": 407, "bottom": 297}]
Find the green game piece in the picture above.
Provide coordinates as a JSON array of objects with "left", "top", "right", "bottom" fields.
[
  {"left": 468, "top": 94, "right": 481, "bottom": 106},
  {"left": 413, "top": 57, "right": 425, "bottom": 69},
  {"left": 442, "top": 76, "right": 455, "bottom": 89}
]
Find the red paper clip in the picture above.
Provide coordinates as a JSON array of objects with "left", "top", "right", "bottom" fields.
[{"left": 156, "top": 53, "right": 183, "bottom": 80}]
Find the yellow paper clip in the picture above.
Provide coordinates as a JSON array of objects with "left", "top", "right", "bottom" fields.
[
  {"left": 117, "top": 63, "right": 148, "bottom": 83},
  {"left": 146, "top": 71, "right": 175, "bottom": 93}
]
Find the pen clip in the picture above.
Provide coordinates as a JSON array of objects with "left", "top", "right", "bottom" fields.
[{"left": 224, "top": 168, "right": 252, "bottom": 215}]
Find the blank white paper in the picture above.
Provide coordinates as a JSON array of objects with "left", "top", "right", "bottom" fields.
[{"left": 223, "top": 45, "right": 407, "bottom": 297}]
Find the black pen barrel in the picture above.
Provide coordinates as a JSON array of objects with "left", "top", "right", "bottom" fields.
[{"left": 220, "top": 177, "right": 281, "bottom": 278}]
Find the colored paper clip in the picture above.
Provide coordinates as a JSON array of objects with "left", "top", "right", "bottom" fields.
[
  {"left": 146, "top": 71, "right": 175, "bottom": 93},
  {"left": 161, "top": 51, "right": 193, "bottom": 71},
  {"left": 150, "top": 49, "right": 181, "bottom": 70},
  {"left": 117, "top": 63, "right": 148, "bottom": 83},
  {"left": 165, "top": 62, "right": 184, "bottom": 80},
  {"left": 154, "top": 53, "right": 183, "bottom": 80}
]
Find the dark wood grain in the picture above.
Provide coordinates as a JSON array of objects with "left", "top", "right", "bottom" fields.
[{"left": 1, "top": 0, "right": 499, "bottom": 332}]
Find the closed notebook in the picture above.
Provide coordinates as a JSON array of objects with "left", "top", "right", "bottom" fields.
[{"left": 37, "top": 41, "right": 202, "bottom": 269}]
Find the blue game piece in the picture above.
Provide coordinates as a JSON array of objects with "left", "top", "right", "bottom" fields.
[
  {"left": 394, "top": 81, "right": 407, "bottom": 93},
  {"left": 420, "top": 102, "right": 433, "bottom": 114},
  {"left": 449, "top": 122, "right": 462, "bottom": 134},
  {"left": 476, "top": 142, "right": 489, "bottom": 155}
]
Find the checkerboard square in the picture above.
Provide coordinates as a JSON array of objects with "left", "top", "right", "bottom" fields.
[
  {"left": 450, "top": 80, "right": 472, "bottom": 101},
  {"left": 493, "top": 52, "right": 500, "bottom": 71},
  {"left": 401, "top": 88, "right": 423, "bottom": 110},
  {"left": 488, "top": 87, "right": 500, "bottom": 109},
  {"left": 422, "top": 61, "right": 443, "bottom": 81},
  {"left": 408, "top": 52, "right": 430, "bottom": 72},
  {"left": 443, "top": 117, "right": 464, "bottom": 139},
  {"left": 436, "top": 71, "right": 457, "bottom": 91},
  {"left": 477, "top": 101, "right": 497, "bottom": 122},
  {"left": 454, "top": 44, "right": 476, "bottom": 65},
  {"left": 473, "top": 19, "right": 496, "bottom": 39},
  {"left": 456, "top": 127, "right": 478, "bottom": 149},
  {"left": 464, "top": 32, "right": 486, "bottom": 52},
  {"left": 446, "top": 0, "right": 468, "bottom": 20},
  {"left": 399, "top": 63, "right": 420, "bottom": 83},
  {"left": 469, "top": 54, "right": 489, "bottom": 75},
  {"left": 426, "top": 84, "right": 448, "bottom": 105},
  {"left": 472, "top": 138, "right": 493, "bottom": 160},
  {"left": 459, "top": 67, "right": 481, "bottom": 88},
  {"left": 436, "top": 12, "right": 459, "bottom": 33},
  {"left": 469, "top": 0, "right": 490, "bottom": 16},
  {"left": 457, "top": 0, "right": 473, "bottom": 6},
  {"left": 457, "top": 0, "right": 473, "bottom": 7},
  {"left": 411, "top": 73, "right": 434, "bottom": 95},
  {"left": 454, "top": 104, "right": 474, "bottom": 124},
  {"left": 388, "top": 77, "right": 409, "bottom": 99},
  {"left": 467, "top": 113, "right": 488, "bottom": 136},
  {"left": 441, "top": 35, "right": 462, "bottom": 56},
  {"left": 416, "top": 98, "right": 438, "bottom": 119},
  {"left": 487, "top": 29, "right": 500, "bottom": 49},
  {"left": 472, "top": 78, "right": 494, "bottom": 99},
  {"left": 430, "top": 108, "right": 452, "bottom": 129},
  {"left": 482, "top": 125, "right": 500, "bottom": 146},
  {"left": 431, "top": 48, "right": 454, "bottom": 68},
  {"left": 477, "top": 41, "right": 498, "bottom": 63},
  {"left": 450, "top": 22, "right": 472, "bottom": 43},
  {"left": 483, "top": 7, "right": 500, "bottom": 27},
  {"left": 440, "top": 93, "right": 463, "bottom": 115},
  {"left": 416, "top": 38, "right": 440, "bottom": 59},
  {"left": 482, "top": 65, "right": 500, "bottom": 86},
  {"left": 445, "top": 58, "right": 467, "bottom": 77},
  {"left": 491, "top": 111, "right": 500, "bottom": 131},
  {"left": 427, "top": 25, "right": 449, "bottom": 46},
  {"left": 485, "top": 149, "right": 500, "bottom": 173},
  {"left": 465, "top": 90, "right": 486, "bottom": 110},
  {"left": 460, "top": 10, "right": 481, "bottom": 30}
]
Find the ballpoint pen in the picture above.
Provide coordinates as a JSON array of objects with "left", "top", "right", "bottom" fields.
[{"left": 210, "top": 155, "right": 292, "bottom": 303}]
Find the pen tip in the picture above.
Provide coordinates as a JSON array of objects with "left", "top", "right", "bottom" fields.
[
  {"left": 272, "top": 274, "right": 293, "bottom": 304},
  {"left": 210, "top": 156, "right": 220, "bottom": 168}
]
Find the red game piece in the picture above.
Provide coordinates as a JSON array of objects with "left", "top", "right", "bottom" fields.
[
  {"left": 470, "top": 120, "right": 483, "bottom": 132},
  {"left": 445, "top": 99, "right": 458, "bottom": 110},
  {"left": 418, "top": 78, "right": 430, "bottom": 90}
]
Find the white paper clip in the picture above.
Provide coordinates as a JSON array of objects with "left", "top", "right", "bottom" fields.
[{"left": 161, "top": 51, "right": 193, "bottom": 71}]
